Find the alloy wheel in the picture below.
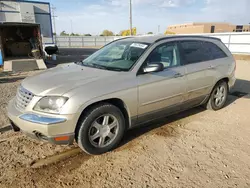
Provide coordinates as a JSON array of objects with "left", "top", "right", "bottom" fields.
[
  {"left": 88, "top": 114, "right": 119, "bottom": 148},
  {"left": 214, "top": 85, "right": 226, "bottom": 107}
]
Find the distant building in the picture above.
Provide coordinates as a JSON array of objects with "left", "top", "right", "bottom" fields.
[{"left": 166, "top": 22, "right": 250, "bottom": 34}]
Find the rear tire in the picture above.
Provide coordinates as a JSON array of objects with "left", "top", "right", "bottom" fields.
[
  {"left": 76, "top": 103, "right": 125, "bottom": 155},
  {"left": 206, "top": 81, "right": 228, "bottom": 111}
]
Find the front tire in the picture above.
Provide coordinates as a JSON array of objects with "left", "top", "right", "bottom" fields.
[
  {"left": 76, "top": 103, "right": 125, "bottom": 155},
  {"left": 206, "top": 81, "right": 228, "bottom": 111}
]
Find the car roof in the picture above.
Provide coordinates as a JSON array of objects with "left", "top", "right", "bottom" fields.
[{"left": 121, "top": 35, "right": 220, "bottom": 44}]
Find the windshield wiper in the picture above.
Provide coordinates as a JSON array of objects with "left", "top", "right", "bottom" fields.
[
  {"left": 92, "top": 63, "right": 126, "bottom": 72},
  {"left": 91, "top": 63, "right": 108, "bottom": 70},
  {"left": 75, "top": 61, "right": 92, "bottom": 67},
  {"left": 78, "top": 62, "right": 125, "bottom": 72},
  {"left": 105, "top": 67, "right": 125, "bottom": 72},
  {"left": 75, "top": 62, "right": 104, "bottom": 69}
]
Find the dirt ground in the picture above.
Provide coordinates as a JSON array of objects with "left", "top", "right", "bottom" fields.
[{"left": 1, "top": 61, "right": 250, "bottom": 188}]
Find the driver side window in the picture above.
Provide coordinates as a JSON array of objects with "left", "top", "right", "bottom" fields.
[{"left": 147, "top": 42, "right": 181, "bottom": 69}]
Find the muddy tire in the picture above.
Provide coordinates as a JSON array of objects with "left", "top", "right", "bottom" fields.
[
  {"left": 206, "top": 81, "right": 228, "bottom": 111},
  {"left": 76, "top": 103, "right": 125, "bottom": 155}
]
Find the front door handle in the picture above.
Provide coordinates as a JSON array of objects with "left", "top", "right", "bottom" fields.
[{"left": 174, "top": 73, "right": 183, "bottom": 78}]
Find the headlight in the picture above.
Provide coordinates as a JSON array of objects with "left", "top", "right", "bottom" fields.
[{"left": 34, "top": 96, "right": 68, "bottom": 114}]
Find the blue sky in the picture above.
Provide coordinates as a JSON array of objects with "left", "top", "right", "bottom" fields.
[{"left": 36, "top": 0, "right": 250, "bottom": 35}]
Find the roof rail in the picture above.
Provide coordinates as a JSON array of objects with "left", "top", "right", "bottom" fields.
[{"left": 155, "top": 35, "right": 221, "bottom": 43}]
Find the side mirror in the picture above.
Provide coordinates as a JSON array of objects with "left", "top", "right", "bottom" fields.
[{"left": 143, "top": 63, "right": 164, "bottom": 73}]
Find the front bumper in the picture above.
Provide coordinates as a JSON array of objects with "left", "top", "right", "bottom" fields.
[{"left": 7, "top": 98, "right": 77, "bottom": 145}]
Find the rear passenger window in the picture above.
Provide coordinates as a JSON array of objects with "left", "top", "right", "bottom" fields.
[
  {"left": 180, "top": 40, "right": 227, "bottom": 64},
  {"left": 203, "top": 41, "right": 227, "bottom": 59},
  {"left": 180, "top": 41, "right": 205, "bottom": 64}
]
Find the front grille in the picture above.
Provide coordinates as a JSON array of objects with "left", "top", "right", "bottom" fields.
[{"left": 16, "top": 86, "right": 34, "bottom": 110}]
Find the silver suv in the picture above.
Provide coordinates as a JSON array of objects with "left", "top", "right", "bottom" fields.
[{"left": 8, "top": 35, "right": 236, "bottom": 155}]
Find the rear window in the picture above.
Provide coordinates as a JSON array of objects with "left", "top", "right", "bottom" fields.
[{"left": 180, "top": 40, "right": 227, "bottom": 64}]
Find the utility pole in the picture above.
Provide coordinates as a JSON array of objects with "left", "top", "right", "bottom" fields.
[
  {"left": 51, "top": 5, "right": 57, "bottom": 44},
  {"left": 129, "top": 0, "right": 133, "bottom": 36},
  {"left": 70, "top": 19, "right": 73, "bottom": 34},
  {"left": 158, "top": 25, "right": 160, "bottom": 34}
]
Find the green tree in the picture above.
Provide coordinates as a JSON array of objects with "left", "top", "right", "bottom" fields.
[
  {"left": 60, "top": 31, "right": 68, "bottom": 36},
  {"left": 147, "top": 32, "right": 153, "bottom": 34},
  {"left": 84, "top": 34, "right": 92, "bottom": 36},
  {"left": 70, "top": 33, "right": 80, "bottom": 36},
  {"left": 101, "top": 30, "right": 114, "bottom": 36}
]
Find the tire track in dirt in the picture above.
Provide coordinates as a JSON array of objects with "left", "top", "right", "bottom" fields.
[{"left": 0, "top": 115, "right": 187, "bottom": 187}]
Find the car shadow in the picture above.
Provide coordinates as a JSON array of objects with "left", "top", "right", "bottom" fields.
[
  {"left": 230, "top": 79, "right": 250, "bottom": 97},
  {"left": 225, "top": 78, "right": 250, "bottom": 106},
  {"left": 0, "top": 125, "right": 12, "bottom": 133},
  {"left": 0, "top": 76, "right": 26, "bottom": 84},
  {"left": 119, "top": 78, "right": 250, "bottom": 149},
  {"left": 119, "top": 106, "right": 205, "bottom": 149}
]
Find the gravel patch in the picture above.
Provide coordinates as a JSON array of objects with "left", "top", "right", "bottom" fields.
[
  {"left": 0, "top": 71, "right": 42, "bottom": 128},
  {"left": 0, "top": 61, "right": 250, "bottom": 187}
]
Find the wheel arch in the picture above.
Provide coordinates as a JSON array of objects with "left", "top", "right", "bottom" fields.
[
  {"left": 208, "top": 77, "right": 229, "bottom": 96},
  {"left": 204, "top": 77, "right": 230, "bottom": 105},
  {"left": 205, "top": 77, "right": 229, "bottom": 110},
  {"left": 75, "top": 98, "right": 131, "bottom": 135},
  {"left": 214, "top": 77, "right": 229, "bottom": 89}
]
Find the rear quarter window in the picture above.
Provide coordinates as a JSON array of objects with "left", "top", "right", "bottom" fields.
[
  {"left": 202, "top": 41, "right": 228, "bottom": 60},
  {"left": 180, "top": 40, "right": 228, "bottom": 64}
]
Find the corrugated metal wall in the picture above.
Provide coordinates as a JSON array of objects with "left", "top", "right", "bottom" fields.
[
  {"left": 56, "top": 36, "right": 121, "bottom": 47},
  {"left": 56, "top": 33, "right": 250, "bottom": 55}
]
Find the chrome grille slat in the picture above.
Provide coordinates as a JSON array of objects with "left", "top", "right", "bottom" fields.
[
  {"left": 15, "top": 86, "right": 34, "bottom": 110},
  {"left": 17, "top": 92, "right": 30, "bottom": 102}
]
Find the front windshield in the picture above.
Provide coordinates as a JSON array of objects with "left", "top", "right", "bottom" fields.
[{"left": 81, "top": 40, "right": 149, "bottom": 71}]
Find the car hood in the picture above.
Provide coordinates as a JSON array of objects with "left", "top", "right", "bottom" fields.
[{"left": 22, "top": 63, "right": 119, "bottom": 96}]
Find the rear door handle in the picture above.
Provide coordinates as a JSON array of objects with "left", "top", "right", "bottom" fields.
[{"left": 174, "top": 73, "right": 183, "bottom": 78}]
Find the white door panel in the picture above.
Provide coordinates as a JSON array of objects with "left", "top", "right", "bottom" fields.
[
  {"left": 184, "top": 61, "right": 213, "bottom": 100},
  {"left": 138, "top": 66, "right": 186, "bottom": 115},
  {"left": 179, "top": 40, "right": 222, "bottom": 100},
  {"left": 206, "top": 58, "right": 233, "bottom": 89}
]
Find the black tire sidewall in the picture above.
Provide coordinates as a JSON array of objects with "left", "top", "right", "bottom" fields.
[
  {"left": 210, "top": 81, "right": 228, "bottom": 110},
  {"left": 77, "top": 104, "right": 125, "bottom": 155}
]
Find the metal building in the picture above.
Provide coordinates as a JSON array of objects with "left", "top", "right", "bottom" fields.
[{"left": 0, "top": 0, "right": 53, "bottom": 44}]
